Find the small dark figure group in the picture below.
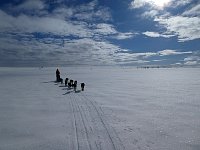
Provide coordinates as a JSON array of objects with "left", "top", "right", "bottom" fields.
[
  {"left": 65, "top": 79, "right": 84, "bottom": 92},
  {"left": 56, "top": 69, "right": 85, "bottom": 92}
]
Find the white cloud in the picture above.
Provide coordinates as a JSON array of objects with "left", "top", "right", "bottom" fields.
[
  {"left": 0, "top": 0, "right": 131, "bottom": 66},
  {"left": 0, "top": 31, "right": 155, "bottom": 66},
  {"left": 0, "top": 1, "right": 138, "bottom": 66},
  {"left": 184, "top": 53, "right": 200, "bottom": 65},
  {"left": 131, "top": 0, "right": 146, "bottom": 8},
  {"left": 130, "top": 0, "right": 200, "bottom": 42},
  {"left": 113, "top": 52, "right": 150, "bottom": 65},
  {"left": 171, "top": 0, "right": 192, "bottom": 7},
  {"left": 0, "top": 29, "right": 195, "bottom": 66},
  {"left": 131, "top": 0, "right": 192, "bottom": 9},
  {"left": 184, "top": 61, "right": 198, "bottom": 65},
  {"left": 113, "top": 32, "right": 136, "bottom": 40},
  {"left": 152, "top": 59, "right": 166, "bottom": 62},
  {"left": 158, "top": 49, "right": 192, "bottom": 56},
  {"left": 184, "top": 56, "right": 200, "bottom": 62},
  {"left": 131, "top": 0, "right": 171, "bottom": 9},
  {"left": 118, "top": 49, "right": 192, "bottom": 61},
  {"left": 94, "top": 23, "right": 117, "bottom": 35},
  {"left": 134, "top": 52, "right": 157, "bottom": 58},
  {"left": 52, "top": 7, "right": 74, "bottom": 19},
  {"left": 0, "top": 3, "right": 132, "bottom": 39},
  {"left": 114, "top": 51, "right": 157, "bottom": 64},
  {"left": 6, "top": 0, "right": 48, "bottom": 16},
  {"left": 141, "top": 10, "right": 159, "bottom": 18},
  {"left": 0, "top": 34, "right": 155, "bottom": 66},
  {"left": 143, "top": 31, "right": 174, "bottom": 38},
  {"left": 51, "top": 0, "right": 111, "bottom": 22},
  {"left": 0, "top": 36, "right": 118, "bottom": 66},
  {"left": 0, "top": 10, "right": 92, "bottom": 38},
  {"left": 155, "top": 16, "right": 200, "bottom": 42},
  {"left": 175, "top": 62, "right": 182, "bottom": 65},
  {"left": 14, "top": 0, "right": 45, "bottom": 11},
  {"left": 143, "top": 31, "right": 160, "bottom": 37},
  {"left": 1, "top": 0, "right": 196, "bottom": 66},
  {"left": 77, "top": 0, "right": 98, "bottom": 12},
  {"left": 182, "top": 4, "right": 200, "bottom": 17},
  {"left": 74, "top": 7, "right": 111, "bottom": 22}
]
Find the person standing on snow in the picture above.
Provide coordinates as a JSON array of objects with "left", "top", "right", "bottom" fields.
[{"left": 56, "top": 69, "right": 60, "bottom": 82}]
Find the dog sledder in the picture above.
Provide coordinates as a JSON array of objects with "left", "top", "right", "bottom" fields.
[
  {"left": 55, "top": 68, "right": 85, "bottom": 92},
  {"left": 56, "top": 68, "right": 63, "bottom": 84}
]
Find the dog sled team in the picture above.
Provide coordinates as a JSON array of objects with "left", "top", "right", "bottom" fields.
[{"left": 56, "top": 68, "right": 85, "bottom": 91}]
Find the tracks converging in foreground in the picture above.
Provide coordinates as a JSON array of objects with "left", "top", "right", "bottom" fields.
[{"left": 66, "top": 91, "right": 125, "bottom": 150}]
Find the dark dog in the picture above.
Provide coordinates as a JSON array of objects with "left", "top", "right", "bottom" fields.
[
  {"left": 65, "top": 78, "right": 68, "bottom": 86},
  {"left": 70, "top": 80, "right": 74, "bottom": 87},
  {"left": 73, "top": 81, "right": 77, "bottom": 91},
  {"left": 60, "top": 78, "right": 63, "bottom": 84},
  {"left": 81, "top": 83, "right": 85, "bottom": 91},
  {"left": 68, "top": 82, "right": 71, "bottom": 87}
]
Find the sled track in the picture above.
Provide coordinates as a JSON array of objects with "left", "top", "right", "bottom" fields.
[
  {"left": 80, "top": 93, "right": 124, "bottom": 150},
  {"left": 69, "top": 94, "right": 80, "bottom": 150},
  {"left": 68, "top": 91, "right": 125, "bottom": 150}
]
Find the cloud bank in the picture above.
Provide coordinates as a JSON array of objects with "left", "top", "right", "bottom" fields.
[
  {"left": 131, "top": 0, "right": 200, "bottom": 42},
  {"left": 0, "top": 0, "right": 138, "bottom": 66},
  {"left": 0, "top": 0, "right": 198, "bottom": 66}
]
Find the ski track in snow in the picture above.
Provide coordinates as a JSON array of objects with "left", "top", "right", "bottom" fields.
[{"left": 64, "top": 87, "right": 125, "bottom": 150}]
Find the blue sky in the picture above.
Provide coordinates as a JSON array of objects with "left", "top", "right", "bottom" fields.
[{"left": 0, "top": 0, "right": 199, "bottom": 66}]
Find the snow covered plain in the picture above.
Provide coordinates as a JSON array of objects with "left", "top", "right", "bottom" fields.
[{"left": 0, "top": 67, "right": 200, "bottom": 150}]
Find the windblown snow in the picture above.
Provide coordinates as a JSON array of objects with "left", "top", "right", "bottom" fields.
[{"left": 0, "top": 67, "right": 200, "bottom": 150}]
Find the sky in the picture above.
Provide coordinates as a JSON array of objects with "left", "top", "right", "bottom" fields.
[{"left": 0, "top": 0, "right": 199, "bottom": 67}]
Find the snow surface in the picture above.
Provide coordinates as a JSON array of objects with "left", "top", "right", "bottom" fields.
[{"left": 0, "top": 67, "right": 200, "bottom": 150}]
